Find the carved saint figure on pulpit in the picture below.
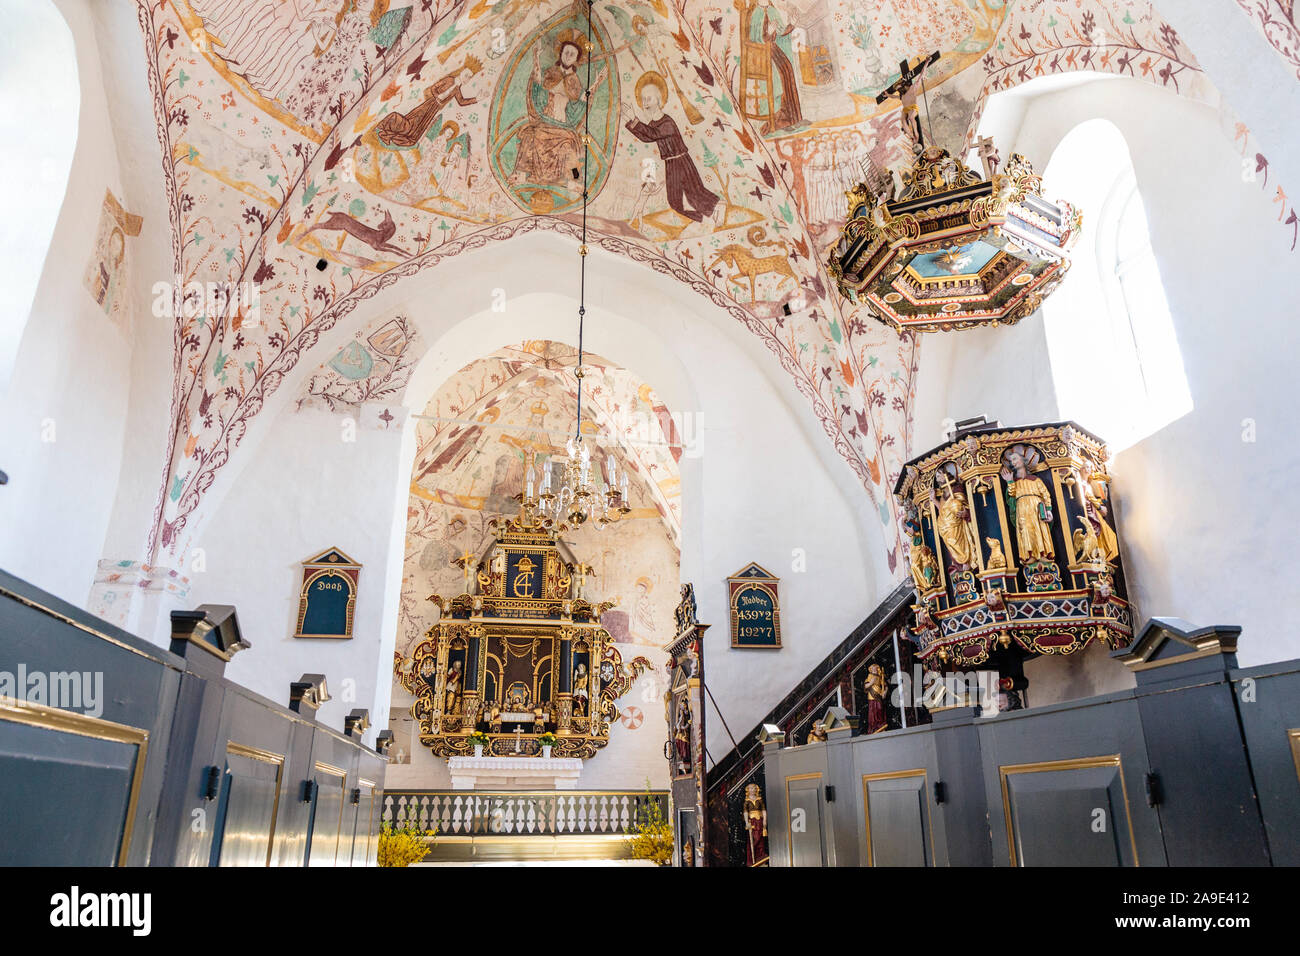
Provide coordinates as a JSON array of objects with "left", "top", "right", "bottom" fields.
[
  {"left": 935, "top": 474, "right": 980, "bottom": 570},
  {"left": 1003, "top": 451, "right": 1055, "bottom": 560},
  {"left": 572, "top": 662, "right": 589, "bottom": 717},
  {"left": 444, "top": 659, "right": 464, "bottom": 715},
  {"left": 743, "top": 782, "right": 768, "bottom": 866},
  {"left": 909, "top": 542, "right": 938, "bottom": 593},
  {"left": 1083, "top": 467, "right": 1120, "bottom": 562}
]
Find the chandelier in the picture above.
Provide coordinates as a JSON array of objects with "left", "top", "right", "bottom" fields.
[
  {"left": 829, "top": 53, "right": 1082, "bottom": 333},
  {"left": 516, "top": 1, "right": 629, "bottom": 533},
  {"left": 536, "top": 441, "right": 629, "bottom": 530}
]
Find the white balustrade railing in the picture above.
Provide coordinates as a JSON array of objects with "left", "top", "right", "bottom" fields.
[{"left": 382, "top": 790, "right": 668, "bottom": 837}]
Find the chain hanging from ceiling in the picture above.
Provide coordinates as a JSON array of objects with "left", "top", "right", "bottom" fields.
[{"left": 536, "top": 0, "right": 630, "bottom": 531}]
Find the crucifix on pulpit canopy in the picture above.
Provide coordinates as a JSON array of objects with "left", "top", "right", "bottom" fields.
[
  {"left": 875, "top": 51, "right": 940, "bottom": 152},
  {"left": 973, "top": 135, "right": 1001, "bottom": 179}
]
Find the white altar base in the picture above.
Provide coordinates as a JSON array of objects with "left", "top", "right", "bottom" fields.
[{"left": 447, "top": 756, "right": 584, "bottom": 790}]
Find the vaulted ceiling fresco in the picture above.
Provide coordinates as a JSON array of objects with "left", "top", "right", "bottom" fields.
[
  {"left": 398, "top": 340, "right": 681, "bottom": 650},
  {"left": 138, "top": 0, "right": 1245, "bottom": 574},
  {"left": 1234, "top": 1, "right": 1300, "bottom": 82}
]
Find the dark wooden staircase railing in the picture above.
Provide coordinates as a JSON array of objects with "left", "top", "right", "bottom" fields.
[{"left": 702, "top": 580, "right": 921, "bottom": 866}]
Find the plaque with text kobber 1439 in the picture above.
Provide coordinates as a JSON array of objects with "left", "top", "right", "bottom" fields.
[{"left": 727, "top": 563, "right": 781, "bottom": 649}]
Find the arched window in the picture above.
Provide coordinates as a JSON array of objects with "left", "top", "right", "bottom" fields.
[
  {"left": 0, "top": 1, "right": 79, "bottom": 391},
  {"left": 1041, "top": 119, "right": 1191, "bottom": 450}
]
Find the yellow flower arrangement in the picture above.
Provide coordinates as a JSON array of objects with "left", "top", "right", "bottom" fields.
[
  {"left": 627, "top": 785, "right": 673, "bottom": 866},
  {"left": 378, "top": 807, "right": 436, "bottom": 867}
]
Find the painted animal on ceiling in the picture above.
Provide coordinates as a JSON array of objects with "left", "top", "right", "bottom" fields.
[{"left": 137, "top": 0, "right": 1287, "bottom": 581}]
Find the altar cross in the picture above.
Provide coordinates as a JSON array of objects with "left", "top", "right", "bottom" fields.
[{"left": 875, "top": 51, "right": 940, "bottom": 150}]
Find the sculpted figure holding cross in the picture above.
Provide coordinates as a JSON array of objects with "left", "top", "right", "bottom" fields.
[{"left": 875, "top": 51, "right": 940, "bottom": 153}]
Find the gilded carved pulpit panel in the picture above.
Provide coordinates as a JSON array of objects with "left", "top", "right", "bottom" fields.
[{"left": 895, "top": 420, "right": 1133, "bottom": 705}]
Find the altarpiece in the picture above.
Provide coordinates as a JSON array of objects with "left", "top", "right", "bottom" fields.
[{"left": 396, "top": 481, "right": 651, "bottom": 759}]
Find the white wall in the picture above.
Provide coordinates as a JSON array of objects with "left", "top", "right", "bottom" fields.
[
  {"left": 0, "top": 0, "right": 140, "bottom": 606},
  {"left": 911, "top": 317, "right": 1061, "bottom": 450},
  {"left": 1156, "top": 0, "right": 1300, "bottom": 195},
  {"left": 0, "top": 0, "right": 78, "bottom": 393},
  {"left": 916, "top": 76, "right": 1300, "bottom": 691},
  {"left": 184, "top": 404, "right": 412, "bottom": 744},
  {"left": 680, "top": 302, "right": 885, "bottom": 753},
  {"left": 94, "top": 0, "right": 194, "bottom": 582}
]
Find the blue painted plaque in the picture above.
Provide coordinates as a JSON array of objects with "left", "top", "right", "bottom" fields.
[{"left": 295, "top": 548, "right": 361, "bottom": 639}]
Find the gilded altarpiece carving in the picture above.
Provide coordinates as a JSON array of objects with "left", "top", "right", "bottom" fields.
[{"left": 396, "top": 493, "right": 650, "bottom": 759}]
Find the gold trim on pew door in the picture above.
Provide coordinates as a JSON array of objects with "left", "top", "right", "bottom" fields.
[
  {"left": 783, "top": 771, "right": 823, "bottom": 867},
  {"left": 0, "top": 696, "right": 150, "bottom": 866},
  {"left": 224, "top": 741, "right": 286, "bottom": 866},
  {"left": 861, "top": 768, "right": 934, "bottom": 866},
  {"left": 998, "top": 754, "right": 1138, "bottom": 867}
]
